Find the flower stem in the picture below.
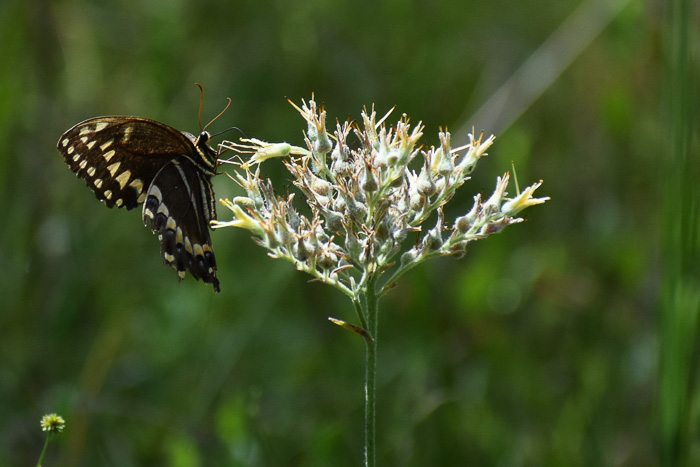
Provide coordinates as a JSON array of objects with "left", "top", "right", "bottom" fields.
[
  {"left": 363, "top": 276, "right": 378, "bottom": 467},
  {"left": 36, "top": 433, "right": 51, "bottom": 467}
]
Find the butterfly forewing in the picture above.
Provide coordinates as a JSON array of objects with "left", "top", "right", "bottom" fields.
[{"left": 57, "top": 116, "right": 221, "bottom": 292}]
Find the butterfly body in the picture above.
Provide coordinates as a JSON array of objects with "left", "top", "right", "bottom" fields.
[{"left": 57, "top": 116, "right": 221, "bottom": 292}]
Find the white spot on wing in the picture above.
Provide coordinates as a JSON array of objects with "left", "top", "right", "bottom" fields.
[
  {"left": 103, "top": 150, "right": 116, "bottom": 162},
  {"left": 100, "top": 140, "right": 113, "bottom": 151},
  {"left": 104, "top": 190, "right": 113, "bottom": 200},
  {"left": 86, "top": 140, "right": 96, "bottom": 150},
  {"left": 95, "top": 179, "right": 103, "bottom": 189},
  {"left": 94, "top": 122, "right": 109, "bottom": 132},
  {"left": 87, "top": 167, "right": 96, "bottom": 177},
  {"left": 61, "top": 138, "right": 70, "bottom": 147}
]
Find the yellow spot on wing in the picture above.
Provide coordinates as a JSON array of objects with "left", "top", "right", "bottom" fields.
[
  {"left": 123, "top": 126, "right": 134, "bottom": 141},
  {"left": 194, "top": 244, "right": 204, "bottom": 257},
  {"left": 115, "top": 170, "right": 131, "bottom": 190},
  {"left": 149, "top": 185, "right": 163, "bottom": 202},
  {"left": 129, "top": 178, "right": 144, "bottom": 194},
  {"left": 107, "top": 162, "right": 121, "bottom": 176},
  {"left": 157, "top": 203, "right": 169, "bottom": 217}
]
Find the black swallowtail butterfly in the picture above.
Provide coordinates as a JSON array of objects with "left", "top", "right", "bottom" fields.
[{"left": 57, "top": 115, "right": 222, "bottom": 292}]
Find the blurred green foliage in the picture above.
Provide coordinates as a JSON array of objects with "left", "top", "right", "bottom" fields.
[{"left": 0, "top": 0, "right": 686, "bottom": 465}]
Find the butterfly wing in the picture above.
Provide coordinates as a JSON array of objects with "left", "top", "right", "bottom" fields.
[
  {"left": 142, "top": 159, "right": 220, "bottom": 292},
  {"left": 57, "top": 116, "right": 202, "bottom": 209},
  {"left": 57, "top": 116, "right": 221, "bottom": 292}
]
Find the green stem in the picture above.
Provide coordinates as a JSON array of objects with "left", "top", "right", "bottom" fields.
[
  {"left": 353, "top": 297, "right": 368, "bottom": 331},
  {"left": 660, "top": 0, "right": 698, "bottom": 463},
  {"left": 363, "top": 276, "right": 378, "bottom": 467},
  {"left": 36, "top": 433, "right": 51, "bottom": 467}
]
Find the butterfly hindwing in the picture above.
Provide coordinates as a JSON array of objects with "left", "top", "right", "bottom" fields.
[
  {"left": 57, "top": 116, "right": 221, "bottom": 292},
  {"left": 142, "top": 159, "right": 220, "bottom": 292}
]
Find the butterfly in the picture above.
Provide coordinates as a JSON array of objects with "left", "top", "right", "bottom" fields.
[{"left": 57, "top": 98, "right": 229, "bottom": 293}]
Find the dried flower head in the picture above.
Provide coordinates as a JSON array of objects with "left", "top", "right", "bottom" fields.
[{"left": 214, "top": 98, "right": 549, "bottom": 299}]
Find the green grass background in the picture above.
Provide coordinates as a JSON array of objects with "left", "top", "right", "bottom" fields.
[{"left": 0, "top": 0, "right": 694, "bottom": 465}]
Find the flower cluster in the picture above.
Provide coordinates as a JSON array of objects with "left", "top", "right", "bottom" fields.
[
  {"left": 213, "top": 98, "right": 548, "bottom": 300},
  {"left": 40, "top": 413, "right": 65, "bottom": 434}
]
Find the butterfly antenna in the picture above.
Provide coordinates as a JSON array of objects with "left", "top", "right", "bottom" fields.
[
  {"left": 211, "top": 126, "right": 247, "bottom": 139},
  {"left": 204, "top": 98, "right": 232, "bottom": 132},
  {"left": 196, "top": 83, "right": 205, "bottom": 131}
]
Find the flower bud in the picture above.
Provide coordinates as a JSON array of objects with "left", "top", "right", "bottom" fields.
[
  {"left": 361, "top": 165, "right": 378, "bottom": 192},
  {"left": 400, "top": 248, "right": 419, "bottom": 266},
  {"left": 454, "top": 215, "right": 472, "bottom": 234},
  {"left": 409, "top": 190, "right": 425, "bottom": 211},
  {"left": 233, "top": 196, "right": 256, "bottom": 208},
  {"left": 318, "top": 250, "right": 339, "bottom": 270},
  {"left": 323, "top": 209, "right": 344, "bottom": 233},
  {"left": 292, "top": 237, "right": 309, "bottom": 262},
  {"left": 311, "top": 177, "right": 332, "bottom": 196},
  {"left": 415, "top": 165, "right": 436, "bottom": 197}
]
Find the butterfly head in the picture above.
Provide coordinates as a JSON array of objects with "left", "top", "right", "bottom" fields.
[
  {"left": 182, "top": 130, "right": 218, "bottom": 173},
  {"left": 197, "top": 130, "right": 211, "bottom": 145}
]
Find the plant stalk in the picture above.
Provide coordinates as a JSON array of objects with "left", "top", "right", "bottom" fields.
[
  {"left": 363, "top": 276, "right": 378, "bottom": 467},
  {"left": 36, "top": 433, "right": 51, "bottom": 467}
]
